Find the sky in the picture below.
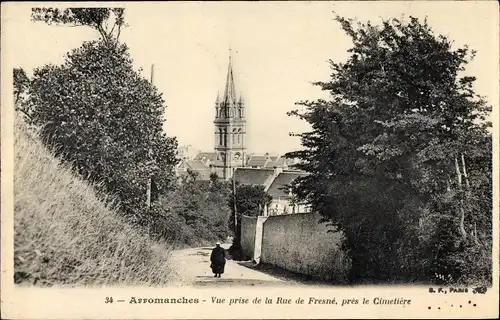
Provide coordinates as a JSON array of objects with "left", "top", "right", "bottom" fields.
[{"left": 3, "top": 1, "right": 499, "bottom": 155}]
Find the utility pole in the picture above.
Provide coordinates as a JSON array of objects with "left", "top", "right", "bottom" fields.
[{"left": 146, "top": 64, "right": 155, "bottom": 209}]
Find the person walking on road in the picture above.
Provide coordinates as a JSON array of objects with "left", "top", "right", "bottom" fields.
[{"left": 210, "top": 241, "right": 226, "bottom": 278}]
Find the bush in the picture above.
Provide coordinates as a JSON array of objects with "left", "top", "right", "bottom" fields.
[{"left": 153, "top": 179, "right": 232, "bottom": 247}]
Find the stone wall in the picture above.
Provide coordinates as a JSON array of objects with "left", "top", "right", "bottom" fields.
[
  {"left": 260, "top": 212, "right": 349, "bottom": 281},
  {"left": 240, "top": 215, "right": 257, "bottom": 260}
]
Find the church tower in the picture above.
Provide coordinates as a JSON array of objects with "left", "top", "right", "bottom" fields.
[{"left": 213, "top": 51, "right": 247, "bottom": 180}]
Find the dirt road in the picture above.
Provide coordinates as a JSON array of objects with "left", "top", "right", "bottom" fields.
[{"left": 168, "top": 244, "right": 295, "bottom": 287}]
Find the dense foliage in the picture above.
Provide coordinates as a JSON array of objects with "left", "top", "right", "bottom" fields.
[
  {"left": 229, "top": 183, "right": 272, "bottom": 233},
  {"left": 151, "top": 175, "right": 232, "bottom": 246},
  {"left": 286, "top": 16, "right": 492, "bottom": 285},
  {"left": 13, "top": 68, "right": 30, "bottom": 105},
  {"left": 144, "top": 174, "right": 271, "bottom": 247},
  {"left": 19, "top": 40, "right": 179, "bottom": 223}
]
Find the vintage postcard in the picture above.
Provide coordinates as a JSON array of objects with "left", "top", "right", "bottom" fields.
[{"left": 1, "top": 1, "right": 499, "bottom": 319}]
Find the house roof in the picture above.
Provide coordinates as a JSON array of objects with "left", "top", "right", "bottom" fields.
[
  {"left": 175, "top": 159, "right": 212, "bottom": 181},
  {"left": 233, "top": 168, "right": 275, "bottom": 186},
  {"left": 190, "top": 151, "right": 295, "bottom": 173},
  {"left": 264, "top": 157, "right": 288, "bottom": 168},
  {"left": 187, "top": 160, "right": 209, "bottom": 170},
  {"left": 266, "top": 171, "right": 309, "bottom": 198},
  {"left": 246, "top": 155, "right": 269, "bottom": 167},
  {"left": 177, "top": 170, "right": 212, "bottom": 181},
  {"left": 193, "top": 152, "right": 225, "bottom": 167},
  {"left": 176, "top": 159, "right": 190, "bottom": 170},
  {"left": 194, "top": 152, "right": 217, "bottom": 162}
]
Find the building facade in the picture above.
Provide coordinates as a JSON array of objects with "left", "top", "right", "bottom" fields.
[{"left": 264, "top": 170, "right": 311, "bottom": 215}]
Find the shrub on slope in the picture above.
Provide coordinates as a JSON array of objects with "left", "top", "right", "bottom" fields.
[{"left": 14, "top": 117, "right": 174, "bottom": 286}]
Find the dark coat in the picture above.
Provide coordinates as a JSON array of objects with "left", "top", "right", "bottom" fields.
[{"left": 210, "top": 246, "right": 226, "bottom": 274}]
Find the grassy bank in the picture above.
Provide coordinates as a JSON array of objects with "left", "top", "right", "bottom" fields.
[{"left": 14, "top": 116, "right": 174, "bottom": 287}]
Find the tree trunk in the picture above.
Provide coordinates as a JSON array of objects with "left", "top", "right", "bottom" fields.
[
  {"left": 461, "top": 154, "right": 479, "bottom": 245},
  {"left": 461, "top": 154, "right": 470, "bottom": 189},
  {"left": 455, "top": 157, "right": 467, "bottom": 240}
]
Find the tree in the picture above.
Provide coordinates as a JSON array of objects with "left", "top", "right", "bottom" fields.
[
  {"left": 13, "top": 68, "right": 30, "bottom": 106},
  {"left": 150, "top": 178, "right": 272, "bottom": 248},
  {"left": 20, "top": 40, "right": 178, "bottom": 220},
  {"left": 286, "top": 15, "right": 492, "bottom": 284},
  {"left": 228, "top": 183, "right": 272, "bottom": 249},
  {"left": 31, "top": 8, "right": 125, "bottom": 46},
  {"left": 157, "top": 178, "right": 232, "bottom": 246}
]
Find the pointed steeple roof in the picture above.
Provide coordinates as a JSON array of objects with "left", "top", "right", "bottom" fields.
[
  {"left": 223, "top": 49, "right": 237, "bottom": 103},
  {"left": 215, "top": 91, "right": 221, "bottom": 104}
]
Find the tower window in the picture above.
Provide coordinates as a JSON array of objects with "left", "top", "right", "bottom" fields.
[
  {"left": 233, "top": 129, "right": 238, "bottom": 144},
  {"left": 219, "top": 128, "right": 223, "bottom": 146},
  {"left": 238, "top": 108, "right": 242, "bottom": 118}
]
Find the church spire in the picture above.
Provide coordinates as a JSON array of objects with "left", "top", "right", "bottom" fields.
[
  {"left": 213, "top": 48, "right": 247, "bottom": 180},
  {"left": 223, "top": 49, "right": 237, "bottom": 103}
]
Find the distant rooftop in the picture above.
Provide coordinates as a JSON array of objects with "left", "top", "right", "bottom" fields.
[
  {"left": 266, "top": 171, "right": 309, "bottom": 198},
  {"left": 233, "top": 167, "right": 275, "bottom": 186},
  {"left": 247, "top": 155, "right": 269, "bottom": 167},
  {"left": 193, "top": 152, "right": 224, "bottom": 166},
  {"left": 175, "top": 159, "right": 212, "bottom": 181}
]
